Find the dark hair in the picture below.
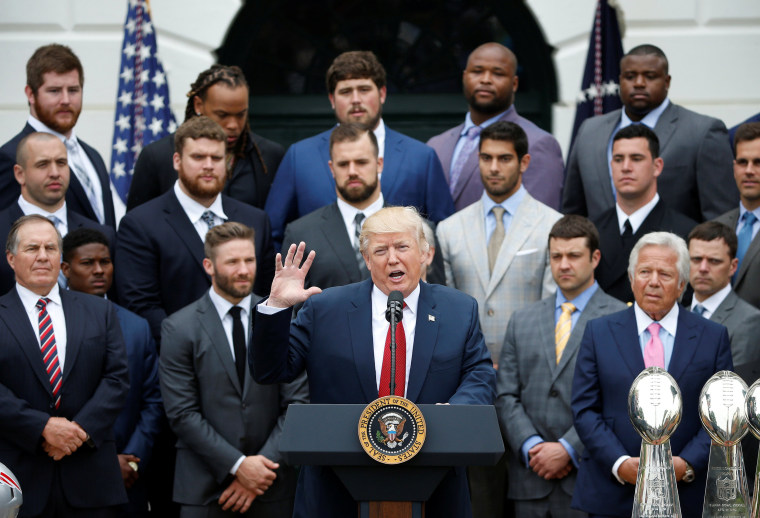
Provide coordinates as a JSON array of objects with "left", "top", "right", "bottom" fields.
[
  {"left": 613, "top": 124, "right": 660, "bottom": 158},
  {"left": 548, "top": 215, "right": 600, "bottom": 255},
  {"left": 687, "top": 221, "right": 738, "bottom": 259},
  {"left": 62, "top": 228, "right": 111, "bottom": 263},
  {"left": 6, "top": 214, "right": 61, "bottom": 255},
  {"left": 326, "top": 51, "right": 386, "bottom": 94},
  {"left": 26, "top": 44, "right": 84, "bottom": 94},
  {"left": 204, "top": 221, "right": 256, "bottom": 262},
  {"left": 734, "top": 122, "right": 760, "bottom": 154},
  {"left": 623, "top": 44, "right": 669, "bottom": 74},
  {"left": 174, "top": 116, "right": 227, "bottom": 155},
  {"left": 15, "top": 132, "right": 59, "bottom": 168},
  {"left": 479, "top": 121, "right": 529, "bottom": 160},
  {"left": 329, "top": 123, "right": 378, "bottom": 158}
]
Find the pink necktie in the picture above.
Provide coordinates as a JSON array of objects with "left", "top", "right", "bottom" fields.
[{"left": 644, "top": 322, "right": 665, "bottom": 368}]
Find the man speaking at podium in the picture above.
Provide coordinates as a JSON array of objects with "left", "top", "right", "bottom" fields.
[{"left": 250, "top": 206, "right": 495, "bottom": 517}]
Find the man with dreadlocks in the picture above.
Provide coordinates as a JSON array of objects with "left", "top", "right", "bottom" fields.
[{"left": 127, "top": 64, "right": 284, "bottom": 211}]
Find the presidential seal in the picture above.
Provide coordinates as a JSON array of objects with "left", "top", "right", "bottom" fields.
[{"left": 358, "top": 396, "right": 426, "bottom": 465}]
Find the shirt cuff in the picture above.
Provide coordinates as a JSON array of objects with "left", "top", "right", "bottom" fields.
[
  {"left": 257, "top": 302, "right": 288, "bottom": 315},
  {"left": 230, "top": 455, "right": 246, "bottom": 476},
  {"left": 612, "top": 455, "right": 631, "bottom": 485},
  {"left": 558, "top": 438, "right": 579, "bottom": 468},
  {"left": 521, "top": 435, "right": 544, "bottom": 468}
]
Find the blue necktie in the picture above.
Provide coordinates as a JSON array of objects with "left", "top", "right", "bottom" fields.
[{"left": 735, "top": 212, "right": 757, "bottom": 283}]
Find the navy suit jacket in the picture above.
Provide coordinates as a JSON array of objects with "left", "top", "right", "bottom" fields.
[
  {"left": 0, "top": 123, "right": 117, "bottom": 228},
  {"left": 250, "top": 280, "right": 495, "bottom": 517},
  {"left": 0, "top": 288, "right": 130, "bottom": 516},
  {"left": 264, "top": 126, "right": 454, "bottom": 249},
  {"left": 0, "top": 202, "right": 117, "bottom": 297},
  {"left": 571, "top": 306, "right": 732, "bottom": 517},
  {"left": 114, "top": 189, "right": 275, "bottom": 343}
]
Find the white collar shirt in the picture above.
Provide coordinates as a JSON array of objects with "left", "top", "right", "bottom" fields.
[
  {"left": 17, "top": 282, "right": 68, "bottom": 371},
  {"left": 173, "top": 181, "right": 228, "bottom": 242}
]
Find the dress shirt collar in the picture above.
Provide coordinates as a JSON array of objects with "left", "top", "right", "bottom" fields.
[
  {"left": 556, "top": 281, "right": 599, "bottom": 312},
  {"left": 616, "top": 193, "right": 660, "bottom": 234},
  {"left": 739, "top": 203, "right": 760, "bottom": 224},
  {"left": 17, "top": 196, "right": 68, "bottom": 228},
  {"left": 634, "top": 301, "right": 679, "bottom": 338},
  {"left": 481, "top": 184, "right": 526, "bottom": 220},
  {"left": 461, "top": 107, "right": 511, "bottom": 136},
  {"left": 173, "top": 180, "right": 227, "bottom": 225},
  {"left": 208, "top": 287, "right": 251, "bottom": 324},
  {"left": 620, "top": 98, "right": 671, "bottom": 130},
  {"left": 16, "top": 281, "right": 62, "bottom": 308},
  {"left": 374, "top": 119, "right": 386, "bottom": 159},
  {"left": 371, "top": 283, "right": 420, "bottom": 321},
  {"left": 691, "top": 283, "right": 731, "bottom": 317},
  {"left": 28, "top": 115, "right": 76, "bottom": 142},
  {"left": 337, "top": 194, "right": 384, "bottom": 243}
]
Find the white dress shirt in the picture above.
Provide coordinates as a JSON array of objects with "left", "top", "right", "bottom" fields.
[
  {"left": 615, "top": 193, "right": 660, "bottom": 234},
  {"left": 173, "top": 181, "right": 228, "bottom": 241},
  {"left": 207, "top": 288, "right": 251, "bottom": 362},
  {"left": 17, "top": 196, "right": 69, "bottom": 236},
  {"left": 17, "top": 283, "right": 68, "bottom": 371},
  {"left": 336, "top": 193, "right": 384, "bottom": 249},
  {"left": 691, "top": 283, "right": 732, "bottom": 319}
]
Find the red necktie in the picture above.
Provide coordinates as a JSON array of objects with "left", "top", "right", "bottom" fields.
[
  {"left": 378, "top": 307, "right": 406, "bottom": 397},
  {"left": 37, "top": 298, "right": 62, "bottom": 409}
]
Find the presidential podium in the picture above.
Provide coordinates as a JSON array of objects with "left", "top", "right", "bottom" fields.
[{"left": 280, "top": 404, "right": 504, "bottom": 518}]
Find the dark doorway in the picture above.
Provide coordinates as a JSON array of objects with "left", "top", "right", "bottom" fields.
[{"left": 217, "top": 0, "right": 557, "bottom": 147}]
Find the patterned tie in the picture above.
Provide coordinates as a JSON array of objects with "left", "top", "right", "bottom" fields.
[
  {"left": 36, "top": 298, "right": 62, "bottom": 409},
  {"left": 735, "top": 212, "right": 757, "bottom": 283},
  {"left": 555, "top": 302, "right": 576, "bottom": 364},
  {"left": 488, "top": 206, "right": 506, "bottom": 274},
  {"left": 449, "top": 125, "right": 481, "bottom": 195},
  {"left": 378, "top": 305, "right": 406, "bottom": 397},
  {"left": 64, "top": 139, "right": 103, "bottom": 224},
  {"left": 693, "top": 304, "right": 707, "bottom": 317},
  {"left": 201, "top": 210, "right": 217, "bottom": 230},
  {"left": 228, "top": 306, "right": 246, "bottom": 388},
  {"left": 644, "top": 322, "right": 665, "bottom": 368},
  {"left": 354, "top": 212, "right": 368, "bottom": 278}
]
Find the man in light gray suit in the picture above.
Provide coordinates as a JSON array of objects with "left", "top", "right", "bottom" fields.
[
  {"left": 496, "top": 215, "right": 626, "bottom": 517},
  {"left": 437, "top": 120, "right": 560, "bottom": 518},
  {"left": 562, "top": 44, "right": 737, "bottom": 223},
  {"left": 687, "top": 221, "right": 760, "bottom": 368},
  {"left": 427, "top": 43, "right": 564, "bottom": 211},
  {"left": 715, "top": 122, "right": 760, "bottom": 309},
  {"left": 159, "top": 222, "right": 308, "bottom": 517}
]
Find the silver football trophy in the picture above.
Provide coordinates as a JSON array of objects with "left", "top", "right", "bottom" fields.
[
  {"left": 744, "top": 379, "right": 760, "bottom": 518},
  {"left": 0, "top": 462, "right": 21, "bottom": 518},
  {"left": 628, "top": 367, "right": 683, "bottom": 518},
  {"left": 699, "top": 370, "right": 750, "bottom": 518}
]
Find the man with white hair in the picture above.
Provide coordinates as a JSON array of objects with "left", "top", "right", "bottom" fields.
[{"left": 571, "top": 231, "right": 732, "bottom": 517}]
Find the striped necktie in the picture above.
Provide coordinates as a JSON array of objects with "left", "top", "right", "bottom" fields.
[
  {"left": 36, "top": 298, "right": 62, "bottom": 409},
  {"left": 555, "top": 302, "right": 575, "bottom": 364}
]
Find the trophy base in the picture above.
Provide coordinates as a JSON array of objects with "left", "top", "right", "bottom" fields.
[
  {"left": 703, "top": 442, "right": 750, "bottom": 518},
  {"left": 633, "top": 440, "right": 682, "bottom": 518}
]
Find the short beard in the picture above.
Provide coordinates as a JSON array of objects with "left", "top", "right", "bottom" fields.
[
  {"left": 466, "top": 92, "right": 512, "bottom": 117},
  {"left": 215, "top": 272, "right": 253, "bottom": 300},
  {"left": 337, "top": 177, "right": 378, "bottom": 204}
]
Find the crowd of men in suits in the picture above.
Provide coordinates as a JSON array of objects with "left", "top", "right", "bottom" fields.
[{"left": 0, "top": 37, "right": 759, "bottom": 518}]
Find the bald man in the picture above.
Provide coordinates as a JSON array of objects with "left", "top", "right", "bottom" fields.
[{"left": 428, "top": 43, "right": 565, "bottom": 211}]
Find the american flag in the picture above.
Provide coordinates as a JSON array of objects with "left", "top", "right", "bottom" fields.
[{"left": 110, "top": 0, "right": 176, "bottom": 204}]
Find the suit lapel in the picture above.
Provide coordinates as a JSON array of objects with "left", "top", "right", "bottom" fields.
[
  {"left": 537, "top": 298, "right": 558, "bottom": 373},
  {"left": 486, "top": 196, "right": 535, "bottom": 296},
  {"left": 379, "top": 129, "right": 407, "bottom": 202},
  {"left": 593, "top": 113, "right": 619, "bottom": 210},
  {"left": 611, "top": 308, "right": 645, "bottom": 377},
  {"left": 163, "top": 191, "right": 206, "bottom": 273},
  {"left": 348, "top": 281, "right": 378, "bottom": 402},
  {"left": 316, "top": 131, "right": 336, "bottom": 187},
  {"left": 61, "top": 290, "right": 83, "bottom": 383},
  {"left": 668, "top": 308, "right": 700, "bottom": 381},
  {"left": 609, "top": 202, "right": 666, "bottom": 281},
  {"left": 737, "top": 230, "right": 760, "bottom": 286},
  {"left": 461, "top": 202, "right": 490, "bottom": 294},
  {"left": 197, "top": 294, "right": 243, "bottom": 395},
  {"left": 407, "top": 283, "right": 439, "bottom": 402},
  {"left": 709, "top": 291, "right": 736, "bottom": 325},
  {"left": 320, "top": 204, "right": 362, "bottom": 283},
  {"left": 654, "top": 104, "right": 678, "bottom": 153},
  {"left": 437, "top": 125, "right": 461, "bottom": 179},
  {"left": 554, "top": 290, "right": 612, "bottom": 380}
]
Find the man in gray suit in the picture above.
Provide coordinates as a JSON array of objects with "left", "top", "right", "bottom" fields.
[
  {"left": 427, "top": 43, "right": 564, "bottom": 211},
  {"left": 497, "top": 215, "right": 626, "bottom": 517},
  {"left": 687, "top": 221, "right": 760, "bottom": 368},
  {"left": 159, "top": 222, "right": 308, "bottom": 517},
  {"left": 715, "top": 122, "right": 760, "bottom": 309},
  {"left": 562, "top": 44, "right": 737, "bottom": 222},
  {"left": 437, "top": 120, "right": 560, "bottom": 518}
]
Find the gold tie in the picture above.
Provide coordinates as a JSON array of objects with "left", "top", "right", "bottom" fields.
[
  {"left": 488, "top": 206, "right": 506, "bottom": 273},
  {"left": 555, "top": 302, "right": 576, "bottom": 364}
]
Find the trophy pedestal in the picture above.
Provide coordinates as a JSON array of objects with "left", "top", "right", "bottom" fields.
[
  {"left": 703, "top": 442, "right": 750, "bottom": 518},
  {"left": 633, "top": 441, "right": 681, "bottom": 518}
]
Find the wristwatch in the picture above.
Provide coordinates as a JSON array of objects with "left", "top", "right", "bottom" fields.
[{"left": 683, "top": 462, "right": 695, "bottom": 483}]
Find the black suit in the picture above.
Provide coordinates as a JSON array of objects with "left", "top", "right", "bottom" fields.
[
  {"left": 593, "top": 200, "right": 697, "bottom": 303},
  {"left": 0, "top": 123, "right": 117, "bottom": 228},
  {"left": 126, "top": 131, "right": 284, "bottom": 211},
  {"left": 0, "top": 288, "right": 129, "bottom": 516},
  {"left": 0, "top": 203, "right": 117, "bottom": 296},
  {"left": 114, "top": 189, "right": 275, "bottom": 343}
]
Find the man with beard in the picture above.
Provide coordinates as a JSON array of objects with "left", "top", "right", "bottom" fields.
[
  {"left": 436, "top": 120, "right": 560, "bottom": 518},
  {"left": 159, "top": 221, "right": 307, "bottom": 517},
  {"left": 127, "top": 65, "right": 284, "bottom": 211},
  {"left": 114, "top": 116, "right": 275, "bottom": 345},
  {"left": 0, "top": 44, "right": 116, "bottom": 228},
  {"left": 265, "top": 50, "right": 453, "bottom": 249},
  {"left": 428, "top": 43, "right": 564, "bottom": 211}
]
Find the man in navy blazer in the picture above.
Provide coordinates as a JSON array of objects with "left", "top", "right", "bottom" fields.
[
  {"left": 264, "top": 51, "right": 454, "bottom": 249},
  {"left": 62, "top": 228, "right": 163, "bottom": 517},
  {"left": 0, "top": 215, "right": 129, "bottom": 516},
  {"left": 115, "top": 117, "right": 275, "bottom": 343},
  {"left": 571, "top": 231, "right": 732, "bottom": 517},
  {"left": 250, "top": 206, "right": 495, "bottom": 517},
  {"left": 0, "top": 44, "right": 116, "bottom": 228}
]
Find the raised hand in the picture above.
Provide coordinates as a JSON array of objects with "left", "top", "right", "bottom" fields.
[{"left": 267, "top": 242, "right": 322, "bottom": 308}]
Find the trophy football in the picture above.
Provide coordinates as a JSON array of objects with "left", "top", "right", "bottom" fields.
[
  {"left": 699, "top": 370, "right": 750, "bottom": 518},
  {"left": 628, "top": 367, "right": 683, "bottom": 518},
  {"left": 744, "top": 379, "right": 760, "bottom": 518}
]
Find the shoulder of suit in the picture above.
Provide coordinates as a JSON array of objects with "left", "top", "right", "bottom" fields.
[
  {"left": 113, "top": 302, "right": 150, "bottom": 328},
  {"left": 221, "top": 194, "right": 267, "bottom": 220},
  {"left": 590, "top": 289, "right": 629, "bottom": 312},
  {"left": 140, "top": 133, "right": 174, "bottom": 155},
  {"left": 659, "top": 208, "right": 698, "bottom": 237},
  {"left": 249, "top": 131, "right": 285, "bottom": 155},
  {"left": 288, "top": 129, "right": 333, "bottom": 151},
  {"left": 714, "top": 207, "right": 740, "bottom": 225},
  {"left": 577, "top": 109, "right": 622, "bottom": 133},
  {"left": 437, "top": 200, "right": 482, "bottom": 229},
  {"left": 522, "top": 193, "right": 562, "bottom": 220},
  {"left": 426, "top": 123, "right": 464, "bottom": 145},
  {"left": 423, "top": 281, "right": 476, "bottom": 306},
  {"left": 666, "top": 103, "right": 724, "bottom": 126},
  {"left": 285, "top": 204, "right": 333, "bottom": 233},
  {"left": 120, "top": 190, "right": 173, "bottom": 220},
  {"left": 63, "top": 288, "right": 111, "bottom": 311},
  {"left": 385, "top": 126, "right": 432, "bottom": 150}
]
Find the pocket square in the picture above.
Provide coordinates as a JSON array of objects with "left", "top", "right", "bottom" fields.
[{"left": 515, "top": 248, "right": 538, "bottom": 256}]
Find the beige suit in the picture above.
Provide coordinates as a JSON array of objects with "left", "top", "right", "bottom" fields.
[{"left": 437, "top": 192, "right": 561, "bottom": 361}]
